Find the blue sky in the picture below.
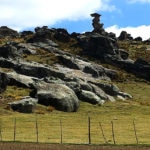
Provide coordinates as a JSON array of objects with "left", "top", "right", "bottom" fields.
[{"left": 0, "top": 0, "right": 150, "bottom": 40}]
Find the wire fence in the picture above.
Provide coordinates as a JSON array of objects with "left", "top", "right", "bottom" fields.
[{"left": 0, "top": 114, "right": 149, "bottom": 145}]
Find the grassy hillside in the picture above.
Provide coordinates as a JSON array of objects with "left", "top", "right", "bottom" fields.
[{"left": 0, "top": 36, "right": 150, "bottom": 144}]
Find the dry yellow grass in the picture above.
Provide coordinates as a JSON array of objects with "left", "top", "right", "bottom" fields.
[{"left": 0, "top": 81, "right": 150, "bottom": 145}]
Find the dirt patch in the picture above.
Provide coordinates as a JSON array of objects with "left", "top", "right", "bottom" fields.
[{"left": 0, "top": 142, "right": 149, "bottom": 150}]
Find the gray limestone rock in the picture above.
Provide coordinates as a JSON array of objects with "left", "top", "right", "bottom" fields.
[
  {"left": 37, "top": 83, "right": 79, "bottom": 112},
  {"left": 8, "top": 97, "right": 37, "bottom": 113}
]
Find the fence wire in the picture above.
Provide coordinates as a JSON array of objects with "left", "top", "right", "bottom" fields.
[{"left": 0, "top": 115, "right": 149, "bottom": 145}]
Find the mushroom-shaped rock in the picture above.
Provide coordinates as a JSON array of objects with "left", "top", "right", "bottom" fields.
[{"left": 37, "top": 84, "right": 79, "bottom": 112}]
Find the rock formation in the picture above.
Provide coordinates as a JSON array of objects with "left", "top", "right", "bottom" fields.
[
  {"left": 8, "top": 97, "right": 37, "bottom": 113},
  {"left": 91, "top": 13, "right": 105, "bottom": 35},
  {"left": 78, "top": 13, "right": 150, "bottom": 81},
  {"left": 0, "top": 38, "right": 132, "bottom": 113},
  {"left": 0, "top": 26, "right": 19, "bottom": 38},
  {"left": 1, "top": 13, "right": 149, "bottom": 113},
  {"left": 118, "top": 31, "right": 133, "bottom": 41}
]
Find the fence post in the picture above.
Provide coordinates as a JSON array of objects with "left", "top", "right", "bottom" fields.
[
  {"left": 111, "top": 121, "right": 116, "bottom": 144},
  {"left": 88, "top": 116, "right": 91, "bottom": 144},
  {"left": 99, "top": 122, "right": 108, "bottom": 144},
  {"left": 133, "top": 119, "right": 139, "bottom": 145},
  {"left": 13, "top": 118, "right": 16, "bottom": 142},
  {"left": 60, "top": 119, "right": 63, "bottom": 144},
  {"left": 35, "top": 118, "right": 39, "bottom": 143},
  {"left": 0, "top": 119, "right": 2, "bottom": 141}
]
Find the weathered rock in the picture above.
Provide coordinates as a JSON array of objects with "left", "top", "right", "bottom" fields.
[
  {"left": 17, "top": 43, "right": 37, "bottom": 55},
  {"left": 78, "top": 33, "right": 119, "bottom": 59},
  {"left": 134, "top": 58, "right": 150, "bottom": 65},
  {"left": 90, "top": 13, "right": 105, "bottom": 35},
  {"left": 20, "top": 31, "right": 34, "bottom": 37},
  {"left": 90, "top": 84, "right": 108, "bottom": 100},
  {"left": 8, "top": 97, "right": 37, "bottom": 113},
  {"left": 118, "top": 31, "right": 133, "bottom": 41},
  {"left": 90, "top": 82, "right": 120, "bottom": 96},
  {"left": 57, "top": 53, "right": 117, "bottom": 80},
  {"left": 6, "top": 71, "right": 37, "bottom": 88},
  {"left": 134, "top": 36, "right": 142, "bottom": 41},
  {"left": 58, "top": 55, "right": 81, "bottom": 69},
  {"left": 0, "top": 26, "right": 19, "bottom": 37},
  {"left": 0, "top": 44, "right": 20, "bottom": 58},
  {"left": 37, "top": 83, "right": 79, "bottom": 112},
  {"left": 14, "top": 60, "right": 65, "bottom": 79},
  {"left": 106, "top": 57, "right": 150, "bottom": 81},
  {"left": 0, "top": 72, "right": 9, "bottom": 93},
  {"left": 0, "top": 32, "right": 134, "bottom": 112},
  {"left": 66, "top": 81, "right": 81, "bottom": 95},
  {"left": 117, "top": 92, "right": 132, "bottom": 100},
  {"left": 53, "top": 28, "right": 70, "bottom": 42},
  {"left": 27, "top": 26, "right": 53, "bottom": 43},
  {"left": 0, "top": 57, "right": 17, "bottom": 68},
  {"left": 79, "top": 90, "right": 104, "bottom": 105}
]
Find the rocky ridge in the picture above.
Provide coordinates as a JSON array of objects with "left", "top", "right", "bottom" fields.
[{"left": 0, "top": 13, "right": 149, "bottom": 113}]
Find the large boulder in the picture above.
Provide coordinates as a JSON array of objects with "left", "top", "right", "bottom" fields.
[
  {"left": 8, "top": 97, "right": 37, "bottom": 113},
  {"left": 37, "top": 83, "right": 79, "bottom": 112}
]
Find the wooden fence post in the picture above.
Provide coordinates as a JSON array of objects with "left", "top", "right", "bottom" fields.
[
  {"left": 14, "top": 118, "right": 16, "bottom": 142},
  {"left": 0, "top": 119, "right": 2, "bottom": 141},
  {"left": 35, "top": 118, "right": 39, "bottom": 143},
  {"left": 99, "top": 122, "right": 108, "bottom": 144},
  {"left": 88, "top": 116, "right": 91, "bottom": 144},
  {"left": 60, "top": 119, "right": 63, "bottom": 144},
  {"left": 133, "top": 119, "right": 139, "bottom": 144},
  {"left": 111, "top": 121, "right": 116, "bottom": 144}
]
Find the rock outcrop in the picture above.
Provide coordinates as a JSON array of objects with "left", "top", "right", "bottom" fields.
[
  {"left": 8, "top": 97, "right": 37, "bottom": 113},
  {"left": 0, "top": 39, "right": 132, "bottom": 113},
  {"left": 2, "top": 13, "right": 146, "bottom": 113},
  {"left": 118, "top": 31, "right": 133, "bottom": 41},
  {"left": 77, "top": 13, "right": 150, "bottom": 81},
  {"left": 0, "top": 26, "right": 19, "bottom": 37}
]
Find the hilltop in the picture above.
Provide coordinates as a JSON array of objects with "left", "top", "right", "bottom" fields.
[{"left": 0, "top": 13, "right": 150, "bottom": 114}]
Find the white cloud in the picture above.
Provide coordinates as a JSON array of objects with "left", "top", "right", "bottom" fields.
[
  {"left": 0, "top": 0, "right": 116, "bottom": 31},
  {"left": 127, "top": 0, "right": 150, "bottom": 3},
  {"left": 105, "top": 25, "right": 150, "bottom": 40}
]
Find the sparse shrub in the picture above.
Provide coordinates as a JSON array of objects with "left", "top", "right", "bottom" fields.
[{"left": 47, "top": 105, "right": 55, "bottom": 112}]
